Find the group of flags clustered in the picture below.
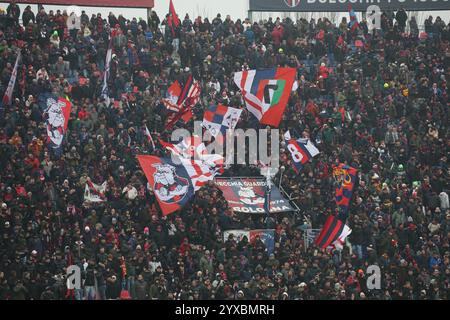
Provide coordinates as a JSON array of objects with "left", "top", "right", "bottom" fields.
[{"left": 1, "top": 0, "right": 359, "bottom": 252}]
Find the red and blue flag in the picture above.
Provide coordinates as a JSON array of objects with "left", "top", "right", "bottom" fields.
[
  {"left": 284, "top": 131, "right": 320, "bottom": 173},
  {"left": 332, "top": 163, "right": 357, "bottom": 217},
  {"left": 314, "top": 215, "right": 348, "bottom": 249},
  {"left": 202, "top": 104, "right": 242, "bottom": 138},
  {"left": 137, "top": 155, "right": 194, "bottom": 215},
  {"left": 348, "top": 5, "right": 359, "bottom": 32}
]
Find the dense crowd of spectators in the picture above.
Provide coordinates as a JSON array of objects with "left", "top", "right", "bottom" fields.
[{"left": 0, "top": 1, "right": 449, "bottom": 300}]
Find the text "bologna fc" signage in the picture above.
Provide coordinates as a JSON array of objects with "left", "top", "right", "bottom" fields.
[{"left": 249, "top": 0, "right": 449, "bottom": 12}]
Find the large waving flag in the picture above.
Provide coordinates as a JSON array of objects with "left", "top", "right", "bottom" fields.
[
  {"left": 284, "top": 131, "right": 320, "bottom": 173},
  {"left": 314, "top": 215, "right": 351, "bottom": 250},
  {"left": 202, "top": 104, "right": 242, "bottom": 138},
  {"left": 327, "top": 223, "right": 352, "bottom": 251},
  {"left": 41, "top": 95, "right": 72, "bottom": 148},
  {"left": 165, "top": 75, "right": 201, "bottom": 130},
  {"left": 137, "top": 155, "right": 195, "bottom": 215},
  {"left": 159, "top": 135, "right": 224, "bottom": 168},
  {"left": 234, "top": 68, "right": 297, "bottom": 127},
  {"left": 2, "top": 52, "right": 21, "bottom": 106},
  {"left": 348, "top": 5, "right": 359, "bottom": 32},
  {"left": 179, "top": 157, "right": 219, "bottom": 191},
  {"left": 332, "top": 163, "right": 357, "bottom": 217}
]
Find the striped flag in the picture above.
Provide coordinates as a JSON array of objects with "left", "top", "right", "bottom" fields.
[
  {"left": 2, "top": 52, "right": 21, "bottom": 106},
  {"left": 332, "top": 163, "right": 357, "bottom": 218},
  {"left": 314, "top": 215, "right": 350, "bottom": 249},
  {"left": 179, "top": 157, "right": 218, "bottom": 191},
  {"left": 165, "top": 75, "right": 201, "bottom": 130},
  {"left": 327, "top": 224, "right": 352, "bottom": 251}
]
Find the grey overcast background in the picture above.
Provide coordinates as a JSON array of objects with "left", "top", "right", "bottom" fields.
[{"left": 1, "top": 0, "right": 449, "bottom": 26}]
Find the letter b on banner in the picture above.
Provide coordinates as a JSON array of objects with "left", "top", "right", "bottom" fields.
[
  {"left": 66, "top": 265, "right": 81, "bottom": 290},
  {"left": 366, "top": 265, "right": 381, "bottom": 289},
  {"left": 366, "top": 5, "right": 381, "bottom": 31}
]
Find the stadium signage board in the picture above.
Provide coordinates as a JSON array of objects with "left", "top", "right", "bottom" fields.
[{"left": 249, "top": 0, "right": 449, "bottom": 12}]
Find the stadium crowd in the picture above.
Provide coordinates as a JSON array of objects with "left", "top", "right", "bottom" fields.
[{"left": 0, "top": 1, "right": 449, "bottom": 300}]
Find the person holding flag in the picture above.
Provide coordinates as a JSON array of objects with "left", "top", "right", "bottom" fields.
[
  {"left": 165, "top": 0, "right": 181, "bottom": 51},
  {"left": 165, "top": 74, "right": 201, "bottom": 130},
  {"left": 2, "top": 51, "right": 21, "bottom": 106},
  {"left": 314, "top": 163, "right": 357, "bottom": 250},
  {"left": 348, "top": 5, "right": 359, "bottom": 33}
]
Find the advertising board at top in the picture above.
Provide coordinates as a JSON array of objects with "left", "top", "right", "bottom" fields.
[
  {"left": 1, "top": 0, "right": 154, "bottom": 8},
  {"left": 249, "top": 0, "right": 449, "bottom": 12}
]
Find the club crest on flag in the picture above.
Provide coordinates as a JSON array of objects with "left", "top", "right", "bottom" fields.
[
  {"left": 43, "top": 96, "right": 71, "bottom": 148},
  {"left": 238, "top": 186, "right": 265, "bottom": 205},
  {"left": 332, "top": 163, "right": 357, "bottom": 218},
  {"left": 284, "top": 0, "right": 301, "bottom": 8},
  {"left": 333, "top": 166, "right": 355, "bottom": 189},
  {"left": 152, "top": 163, "right": 189, "bottom": 203}
]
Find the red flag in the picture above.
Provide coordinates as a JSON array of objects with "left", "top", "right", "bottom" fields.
[
  {"left": 165, "top": 107, "right": 193, "bottom": 130},
  {"left": 164, "top": 75, "right": 200, "bottom": 130},
  {"left": 168, "top": 0, "right": 180, "bottom": 37},
  {"left": 163, "top": 80, "right": 183, "bottom": 112},
  {"left": 169, "top": 0, "right": 180, "bottom": 27}
]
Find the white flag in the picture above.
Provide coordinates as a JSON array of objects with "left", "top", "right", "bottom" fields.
[
  {"left": 2, "top": 52, "right": 21, "bottom": 105},
  {"left": 84, "top": 181, "right": 107, "bottom": 202}
]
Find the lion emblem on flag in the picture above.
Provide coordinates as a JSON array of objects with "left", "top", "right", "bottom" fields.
[
  {"left": 45, "top": 98, "right": 67, "bottom": 146},
  {"left": 238, "top": 186, "right": 265, "bottom": 205},
  {"left": 152, "top": 163, "right": 189, "bottom": 203}
]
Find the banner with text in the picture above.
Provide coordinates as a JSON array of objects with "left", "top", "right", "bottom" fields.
[
  {"left": 249, "top": 0, "right": 449, "bottom": 12},
  {"left": 215, "top": 178, "right": 294, "bottom": 214}
]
